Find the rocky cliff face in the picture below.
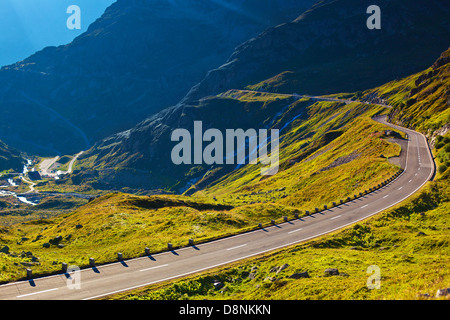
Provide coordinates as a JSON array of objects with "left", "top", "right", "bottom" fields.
[{"left": 0, "top": 0, "right": 316, "bottom": 156}]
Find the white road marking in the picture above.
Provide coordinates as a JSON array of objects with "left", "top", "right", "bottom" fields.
[
  {"left": 17, "top": 288, "right": 58, "bottom": 298},
  {"left": 139, "top": 264, "right": 169, "bottom": 272},
  {"left": 330, "top": 215, "right": 342, "bottom": 220},
  {"left": 226, "top": 244, "right": 247, "bottom": 251},
  {"left": 288, "top": 228, "right": 303, "bottom": 234},
  {"left": 361, "top": 204, "right": 369, "bottom": 209},
  {"left": 398, "top": 187, "right": 403, "bottom": 190},
  {"left": 383, "top": 195, "right": 389, "bottom": 199}
]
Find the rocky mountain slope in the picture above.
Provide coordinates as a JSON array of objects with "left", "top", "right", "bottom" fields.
[
  {"left": 183, "top": 0, "right": 450, "bottom": 103},
  {"left": 70, "top": 0, "right": 450, "bottom": 192},
  {"left": 363, "top": 48, "right": 450, "bottom": 138},
  {"left": 0, "top": 140, "right": 23, "bottom": 173},
  {"left": 0, "top": 0, "right": 316, "bottom": 156}
]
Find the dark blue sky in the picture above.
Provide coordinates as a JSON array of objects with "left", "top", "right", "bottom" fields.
[{"left": 0, "top": 0, "right": 116, "bottom": 68}]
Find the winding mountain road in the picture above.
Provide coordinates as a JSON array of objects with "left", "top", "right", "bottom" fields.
[{"left": 0, "top": 113, "right": 435, "bottom": 300}]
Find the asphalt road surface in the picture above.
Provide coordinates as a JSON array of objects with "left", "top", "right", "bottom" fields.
[{"left": 0, "top": 116, "right": 435, "bottom": 300}]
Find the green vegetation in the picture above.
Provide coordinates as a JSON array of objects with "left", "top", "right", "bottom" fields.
[
  {"left": 435, "top": 135, "right": 450, "bottom": 176},
  {"left": 193, "top": 99, "right": 402, "bottom": 213},
  {"left": 0, "top": 193, "right": 259, "bottom": 282},
  {"left": 0, "top": 196, "right": 89, "bottom": 227},
  {"left": 0, "top": 98, "right": 403, "bottom": 284},
  {"left": 363, "top": 48, "right": 450, "bottom": 134},
  {"left": 107, "top": 177, "right": 449, "bottom": 300},
  {"left": 103, "top": 49, "right": 449, "bottom": 301},
  {"left": 0, "top": 45, "right": 448, "bottom": 301}
]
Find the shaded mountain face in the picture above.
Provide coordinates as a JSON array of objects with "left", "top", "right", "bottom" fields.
[
  {"left": 0, "top": 0, "right": 316, "bottom": 156},
  {"left": 0, "top": 140, "right": 23, "bottom": 172},
  {"left": 183, "top": 0, "right": 450, "bottom": 103},
  {"left": 363, "top": 47, "right": 450, "bottom": 136},
  {"left": 74, "top": 0, "right": 450, "bottom": 193}
]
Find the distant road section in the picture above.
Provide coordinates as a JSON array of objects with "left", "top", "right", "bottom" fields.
[
  {"left": 68, "top": 151, "right": 84, "bottom": 174},
  {"left": 39, "top": 156, "right": 60, "bottom": 177},
  {"left": 38, "top": 151, "right": 84, "bottom": 178}
]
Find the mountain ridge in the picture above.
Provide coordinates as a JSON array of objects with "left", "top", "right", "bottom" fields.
[
  {"left": 0, "top": 0, "right": 316, "bottom": 156},
  {"left": 183, "top": 0, "right": 450, "bottom": 103},
  {"left": 68, "top": 0, "right": 450, "bottom": 192}
]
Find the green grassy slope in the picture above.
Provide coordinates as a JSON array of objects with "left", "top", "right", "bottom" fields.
[
  {"left": 0, "top": 97, "right": 403, "bottom": 283},
  {"left": 104, "top": 49, "right": 450, "bottom": 301},
  {"left": 193, "top": 98, "right": 402, "bottom": 213},
  {"left": 362, "top": 48, "right": 450, "bottom": 134},
  {"left": 0, "top": 48, "right": 448, "bottom": 301},
  {"left": 110, "top": 178, "right": 449, "bottom": 300}
]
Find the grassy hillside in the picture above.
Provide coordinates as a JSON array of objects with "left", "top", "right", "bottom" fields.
[
  {"left": 104, "top": 50, "right": 450, "bottom": 300},
  {"left": 1, "top": 47, "right": 448, "bottom": 299},
  {"left": 109, "top": 177, "right": 449, "bottom": 300},
  {"left": 190, "top": 94, "right": 402, "bottom": 211},
  {"left": 104, "top": 49, "right": 450, "bottom": 301},
  {"left": 0, "top": 98, "right": 403, "bottom": 283}
]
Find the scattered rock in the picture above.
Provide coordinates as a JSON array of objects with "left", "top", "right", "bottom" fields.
[
  {"left": 21, "top": 251, "right": 33, "bottom": 257},
  {"left": 58, "top": 244, "right": 65, "bottom": 248},
  {"left": 417, "top": 293, "right": 430, "bottom": 299},
  {"left": 32, "top": 235, "right": 43, "bottom": 242},
  {"left": 270, "top": 264, "right": 289, "bottom": 274},
  {"left": 436, "top": 288, "right": 450, "bottom": 298},
  {"left": 42, "top": 242, "right": 50, "bottom": 248},
  {"left": 264, "top": 276, "right": 277, "bottom": 282},
  {"left": 49, "top": 236, "right": 63, "bottom": 245},
  {"left": 75, "top": 224, "right": 83, "bottom": 229},
  {"left": 276, "top": 264, "right": 290, "bottom": 274},
  {"left": 324, "top": 268, "right": 340, "bottom": 276},
  {"left": 248, "top": 273, "right": 257, "bottom": 280},
  {"left": 416, "top": 231, "right": 426, "bottom": 236},
  {"left": 288, "top": 271, "right": 310, "bottom": 279},
  {"left": 213, "top": 280, "right": 224, "bottom": 290},
  {"left": 0, "top": 246, "right": 9, "bottom": 254}
]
